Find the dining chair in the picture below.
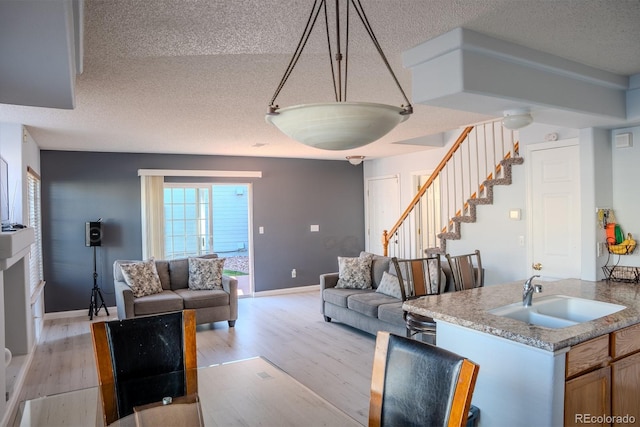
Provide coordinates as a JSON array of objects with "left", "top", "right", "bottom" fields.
[
  {"left": 369, "top": 331, "right": 479, "bottom": 427},
  {"left": 90, "top": 309, "right": 198, "bottom": 425},
  {"left": 391, "top": 256, "right": 443, "bottom": 340},
  {"left": 446, "top": 249, "right": 484, "bottom": 291}
]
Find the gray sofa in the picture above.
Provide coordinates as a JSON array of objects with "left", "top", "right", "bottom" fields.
[
  {"left": 320, "top": 252, "right": 451, "bottom": 337},
  {"left": 113, "top": 255, "right": 238, "bottom": 326}
]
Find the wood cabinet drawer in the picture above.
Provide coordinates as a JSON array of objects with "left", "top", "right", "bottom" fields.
[
  {"left": 611, "top": 323, "right": 640, "bottom": 359},
  {"left": 566, "top": 334, "right": 610, "bottom": 378}
]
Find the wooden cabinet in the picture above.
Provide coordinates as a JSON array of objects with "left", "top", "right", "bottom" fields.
[
  {"left": 565, "top": 366, "right": 611, "bottom": 427},
  {"left": 611, "top": 351, "right": 640, "bottom": 426},
  {"left": 565, "top": 324, "right": 640, "bottom": 426}
]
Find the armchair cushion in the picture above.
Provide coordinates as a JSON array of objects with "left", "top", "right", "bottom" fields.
[{"left": 120, "top": 259, "right": 164, "bottom": 297}]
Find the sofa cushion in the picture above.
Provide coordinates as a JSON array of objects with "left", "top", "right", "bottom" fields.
[
  {"left": 133, "top": 290, "right": 183, "bottom": 316},
  {"left": 174, "top": 288, "right": 230, "bottom": 309},
  {"left": 375, "top": 271, "right": 406, "bottom": 300},
  {"left": 377, "top": 301, "right": 405, "bottom": 325},
  {"left": 169, "top": 254, "right": 218, "bottom": 290},
  {"left": 120, "top": 259, "right": 164, "bottom": 297},
  {"left": 347, "top": 292, "right": 399, "bottom": 318},
  {"left": 323, "top": 288, "right": 370, "bottom": 308},
  {"left": 188, "top": 257, "right": 225, "bottom": 290},
  {"left": 155, "top": 260, "right": 171, "bottom": 290},
  {"left": 361, "top": 252, "right": 391, "bottom": 289},
  {"left": 336, "top": 253, "right": 374, "bottom": 289}
]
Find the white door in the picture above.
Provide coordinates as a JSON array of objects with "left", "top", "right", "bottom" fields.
[
  {"left": 528, "top": 140, "right": 581, "bottom": 279},
  {"left": 366, "top": 176, "right": 399, "bottom": 256}
]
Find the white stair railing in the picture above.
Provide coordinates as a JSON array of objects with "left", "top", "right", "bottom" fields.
[{"left": 383, "top": 120, "right": 520, "bottom": 258}]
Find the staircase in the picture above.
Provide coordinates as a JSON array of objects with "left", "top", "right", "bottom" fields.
[{"left": 382, "top": 120, "right": 523, "bottom": 258}]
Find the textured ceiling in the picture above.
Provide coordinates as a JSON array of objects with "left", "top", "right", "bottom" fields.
[{"left": 2, "top": 0, "right": 640, "bottom": 160}]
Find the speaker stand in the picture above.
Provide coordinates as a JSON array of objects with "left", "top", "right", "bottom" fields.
[{"left": 89, "top": 246, "right": 109, "bottom": 320}]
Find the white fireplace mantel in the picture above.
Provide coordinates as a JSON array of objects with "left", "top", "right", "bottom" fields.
[
  {"left": 0, "top": 227, "right": 36, "bottom": 425},
  {"left": 0, "top": 228, "right": 35, "bottom": 270}
]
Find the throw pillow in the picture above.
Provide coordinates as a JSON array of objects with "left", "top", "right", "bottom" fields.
[
  {"left": 188, "top": 257, "right": 225, "bottom": 290},
  {"left": 375, "top": 271, "right": 405, "bottom": 299},
  {"left": 336, "top": 253, "right": 373, "bottom": 289},
  {"left": 119, "top": 259, "right": 164, "bottom": 298}
]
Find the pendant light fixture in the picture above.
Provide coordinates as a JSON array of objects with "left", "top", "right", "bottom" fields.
[{"left": 266, "top": 0, "right": 413, "bottom": 151}]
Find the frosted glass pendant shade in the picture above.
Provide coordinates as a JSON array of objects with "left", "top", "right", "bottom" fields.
[{"left": 266, "top": 102, "right": 409, "bottom": 150}]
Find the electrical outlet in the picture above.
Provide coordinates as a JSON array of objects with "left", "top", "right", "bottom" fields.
[{"left": 291, "top": 269, "right": 296, "bottom": 278}]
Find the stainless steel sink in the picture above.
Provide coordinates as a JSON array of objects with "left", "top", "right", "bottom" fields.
[{"left": 488, "top": 295, "right": 625, "bottom": 329}]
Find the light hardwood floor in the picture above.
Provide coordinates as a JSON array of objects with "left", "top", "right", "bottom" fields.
[{"left": 11, "top": 290, "right": 376, "bottom": 426}]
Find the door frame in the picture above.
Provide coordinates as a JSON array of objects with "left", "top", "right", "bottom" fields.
[
  {"left": 525, "top": 138, "right": 581, "bottom": 279},
  {"left": 211, "top": 182, "right": 255, "bottom": 296}
]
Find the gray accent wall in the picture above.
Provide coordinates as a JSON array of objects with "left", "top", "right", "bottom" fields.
[{"left": 41, "top": 151, "right": 364, "bottom": 313}]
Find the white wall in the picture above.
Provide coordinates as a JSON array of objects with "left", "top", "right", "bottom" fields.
[
  {"left": 611, "top": 126, "right": 640, "bottom": 267},
  {"left": 363, "top": 122, "right": 631, "bottom": 285},
  {"left": 0, "top": 123, "right": 23, "bottom": 223},
  {"left": 0, "top": 124, "right": 40, "bottom": 226}
]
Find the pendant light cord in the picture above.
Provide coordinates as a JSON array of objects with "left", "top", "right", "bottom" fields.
[
  {"left": 269, "top": 0, "right": 325, "bottom": 111},
  {"left": 268, "top": 0, "right": 413, "bottom": 115},
  {"left": 350, "top": 0, "right": 412, "bottom": 112}
]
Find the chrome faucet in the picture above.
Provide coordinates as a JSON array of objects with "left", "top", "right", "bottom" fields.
[{"left": 523, "top": 275, "right": 542, "bottom": 307}]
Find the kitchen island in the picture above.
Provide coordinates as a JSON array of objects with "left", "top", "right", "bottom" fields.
[{"left": 403, "top": 279, "right": 640, "bottom": 427}]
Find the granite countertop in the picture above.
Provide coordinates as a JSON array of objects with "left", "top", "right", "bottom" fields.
[{"left": 402, "top": 279, "right": 640, "bottom": 352}]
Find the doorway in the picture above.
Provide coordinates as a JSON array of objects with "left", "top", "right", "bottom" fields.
[
  {"left": 164, "top": 183, "right": 253, "bottom": 295},
  {"left": 366, "top": 175, "right": 399, "bottom": 255},
  {"left": 527, "top": 139, "right": 581, "bottom": 279}
]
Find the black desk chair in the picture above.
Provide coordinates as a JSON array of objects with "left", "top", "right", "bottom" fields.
[
  {"left": 91, "top": 310, "right": 198, "bottom": 425},
  {"left": 369, "top": 331, "right": 479, "bottom": 427},
  {"left": 446, "top": 250, "right": 484, "bottom": 291},
  {"left": 392, "top": 256, "right": 444, "bottom": 340}
]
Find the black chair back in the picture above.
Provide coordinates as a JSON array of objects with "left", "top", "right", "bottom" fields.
[
  {"left": 369, "top": 332, "right": 479, "bottom": 427},
  {"left": 105, "top": 311, "right": 186, "bottom": 418},
  {"left": 91, "top": 310, "right": 198, "bottom": 425}
]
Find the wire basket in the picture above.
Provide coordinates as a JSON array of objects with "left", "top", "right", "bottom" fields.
[{"left": 602, "top": 265, "right": 640, "bottom": 283}]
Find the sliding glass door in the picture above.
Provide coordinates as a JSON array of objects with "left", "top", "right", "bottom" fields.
[{"left": 164, "top": 183, "right": 252, "bottom": 295}]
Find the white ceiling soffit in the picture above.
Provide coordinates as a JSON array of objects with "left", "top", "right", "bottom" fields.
[
  {"left": 0, "top": 0, "right": 83, "bottom": 109},
  {"left": 0, "top": 1, "right": 639, "bottom": 160},
  {"left": 404, "top": 28, "right": 640, "bottom": 129}
]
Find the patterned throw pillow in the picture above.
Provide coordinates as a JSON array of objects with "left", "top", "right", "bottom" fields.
[
  {"left": 188, "top": 257, "right": 225, "bottom": 290},
  {"left": 375, "top": 271, "right": 406, "bottom": 299},
  {"left": 336, "top": 254, "right": 373, "bottom": 289},
  {"left": 119, "top": 259, "right": 164, "bottom": 297}
]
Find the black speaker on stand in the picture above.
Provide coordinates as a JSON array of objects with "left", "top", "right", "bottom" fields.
[{"left": 86, "top": 220, "right": 109, "bottom": 320}]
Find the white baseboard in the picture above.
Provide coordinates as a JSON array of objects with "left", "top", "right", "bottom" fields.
[
  {"left": 44, "top": 306, "right": 117, "bottom": 321},
  {"left": 253, "top": 284, "right": 319, "bottom": 297}
]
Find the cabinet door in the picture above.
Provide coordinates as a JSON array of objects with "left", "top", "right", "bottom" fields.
[
  {"left": 565, "top": 366, "right": 611, "bottom": 427},
  {"left": 611, "top": 352, "right": 640, "bottom": 426}
]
